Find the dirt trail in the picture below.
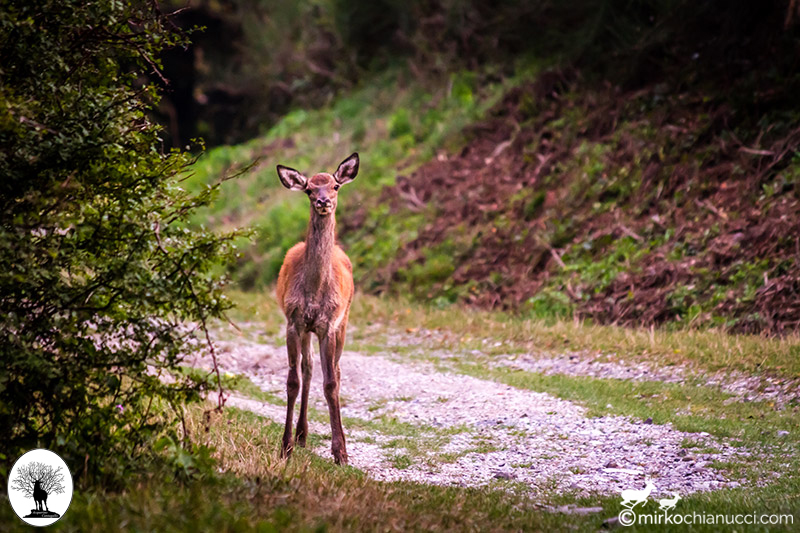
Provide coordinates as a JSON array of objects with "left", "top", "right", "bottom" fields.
[{"left": 194, "top": 327, "right": 753, "bottom": 498}]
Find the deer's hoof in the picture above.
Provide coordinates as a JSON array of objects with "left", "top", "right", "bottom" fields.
[
  {"left": 333, "top": 452, "right": 349, "bottom": 466},
  {"left": 280, "top": 443, "right": 293, "bottom": 459}
]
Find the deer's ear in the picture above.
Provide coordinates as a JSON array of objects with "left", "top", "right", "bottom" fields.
[
  {"left": 277, "top": 165, "right": 307, "bottom": 191},
  {"left": 334, "top": 152, "right": 359, "bottom": 186}
]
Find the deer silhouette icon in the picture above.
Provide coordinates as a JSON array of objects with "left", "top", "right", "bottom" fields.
[
  {"left": 33, "top": 480, "right": 49, "bottom": 512},
  {"left": 658, "top": 492, "right": 682, "bottom": 512},
  {"left": 620, "top": 476, "right": 655, "bottom": 509}
]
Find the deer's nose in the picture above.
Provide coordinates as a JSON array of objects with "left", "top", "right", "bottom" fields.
[{"left": 316, "top": 198, "right": 332, "bottom": 209}]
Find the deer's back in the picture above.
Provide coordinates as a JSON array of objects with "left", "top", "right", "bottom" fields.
[{"left": 276, "top": 242, "right": 354, "bottom": 320}]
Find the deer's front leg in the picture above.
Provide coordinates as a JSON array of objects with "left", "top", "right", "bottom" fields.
[
  {"left": 319, "top": 329, "right": 347, "bottom": 465},
  {"left": 295, "top": 332, "right": 312, "bottom": 447},
  {"left": 282, "top": 325, "right": 301, "bottom": 458}
]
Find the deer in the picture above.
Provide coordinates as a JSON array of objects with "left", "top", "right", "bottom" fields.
[
  {"left": 620, "top": 476, "right": 655, "bottom": 509},
  {"left": 275, "top": 153, "right": 359, "bottom": 465},
  {"left": 658, "top": 492, "right": 681, "bottom": 512}
]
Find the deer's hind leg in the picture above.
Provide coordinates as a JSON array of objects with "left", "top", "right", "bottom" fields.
[
  {"left": 295, "top": 331, "right": 312, "bottom": 447},
  {"left": 335, "top": 316, "right": 347, "bottom": 363},
  {"left": 320, "top": 327, "right": 347, "bottom": 465}
]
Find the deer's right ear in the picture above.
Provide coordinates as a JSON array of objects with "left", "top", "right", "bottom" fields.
[
  {"left": 277, "top": 165, "right": 308, "bottom": 191},
  {"left": 334, "top": 152, "right": 359, "bottom": 186}
]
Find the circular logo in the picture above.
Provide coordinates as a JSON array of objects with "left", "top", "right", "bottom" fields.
[
  {"left": 618, "top": 508, "right": 636, "bottom": 527},
  {"left": 7, "top": 449, "right": 73, "bottom": 527}
]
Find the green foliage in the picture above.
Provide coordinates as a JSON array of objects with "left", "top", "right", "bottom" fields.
[
  {"left": 241, "top": 200, "right": 309, "bottom": 289},
  {"left": 0, "top": 0, "right": 236, "bottom": 483},
  {"left": 388, "top": 108, "right": 413, "bottom": 138},
  {"left": 524, "top": 289, "right": 573, "bottom": 319},
  {"left": 186, "top": 67, "right": 508, "bottom": 291},
  {"left": 450, "top": 71, "right": 476, "bottom": 106}
]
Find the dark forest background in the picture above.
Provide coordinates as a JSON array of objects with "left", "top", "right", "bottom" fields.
[{"left": 156, "top": 1, "right": 800, "bottom": 148}]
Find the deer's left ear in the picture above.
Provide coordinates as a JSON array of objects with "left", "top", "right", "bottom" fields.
[{"left": 334, "top": 152, "right": 359, "bottom": 186}]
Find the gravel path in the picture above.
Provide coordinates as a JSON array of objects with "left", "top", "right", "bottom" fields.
[
  {"left": 494, "top": 353, "right": 800, "bottom": 407},
  {"left": 192, "top": 328, "right": 754, "bottom": 498},
  {"left": 381, "top": 328, "right": 800, "bottom": 408}
]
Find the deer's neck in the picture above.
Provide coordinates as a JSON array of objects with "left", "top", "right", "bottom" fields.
[{"left": 302, "top": 207, "right": 336, "bottom": 294}]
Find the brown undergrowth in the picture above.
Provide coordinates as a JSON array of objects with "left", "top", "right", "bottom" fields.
[{"left": 362, "top": 71, "right": 800, "bottom": 334}]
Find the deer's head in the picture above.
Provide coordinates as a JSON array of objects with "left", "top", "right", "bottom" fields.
[{"left": 277, "top": 153, "right": 359, "bottom": 216}]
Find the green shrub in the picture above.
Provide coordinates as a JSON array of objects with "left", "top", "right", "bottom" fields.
[
  {"left": 0, "top": 1, "right": 235, "bottom": 484},
  {"left": 524, "top": 290, "right": 573, "bottom": 319},
  {"left": 389, "top": 108, "right": 413, "bottom": 138}
]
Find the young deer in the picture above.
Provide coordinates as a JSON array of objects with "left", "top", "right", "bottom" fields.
[{"left": 275, "top": 153, "right": 359, "bottom": 465}]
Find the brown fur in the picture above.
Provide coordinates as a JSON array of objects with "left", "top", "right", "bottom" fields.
[{"left": 276, "top": 241, "right": 354, "bottom": 329}]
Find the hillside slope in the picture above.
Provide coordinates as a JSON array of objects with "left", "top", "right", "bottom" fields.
[
  {"left": 187, "top": 8, "right": 800, "bottom": 335},
  {"left": 351, "top": 73, "right": 800, "bottom": 333}
]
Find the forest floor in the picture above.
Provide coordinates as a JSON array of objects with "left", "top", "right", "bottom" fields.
[
  {"left": 8, "top": 296, "right": 796, "bottom": 531},
  {"left": 181, "top": 294, "right": 799, "bottom": 529}
]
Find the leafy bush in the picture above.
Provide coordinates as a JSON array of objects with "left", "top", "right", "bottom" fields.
[{"left": 0, "top": 1, "right": 236, "bottom": 484}]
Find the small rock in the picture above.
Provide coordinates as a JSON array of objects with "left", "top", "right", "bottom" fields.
[
  {"left": 493, "top": 471, "right": 514, "bottom": 480},
  {"left": 565, "top": 506, "right": 605, "bottom": 515},
  {"left": 682, "top": 455, "right": 694, "bottom": 462},
  {"left": 602, "top": 516, "right": 620, "bottom": 529},
  {"left": 643, "top": 417, "right": 653, "bottom": 425},
  {"left": 604, "top": 460, "right": 619, "bottom": 468},
  {"left": 677, "top": 449, "right": 688, "bottom": 457},
  {"left": 777, "top": 430, "right": 789, "bottom": 438}
]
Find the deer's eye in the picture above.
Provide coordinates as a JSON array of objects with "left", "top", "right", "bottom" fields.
[{"left": 333, "top": 185, "right": 340, "bottom": 191}]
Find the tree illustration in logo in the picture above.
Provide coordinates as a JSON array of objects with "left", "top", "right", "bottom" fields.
[{"left": 10, "top": 461, "right": 66, "bottom": 518}]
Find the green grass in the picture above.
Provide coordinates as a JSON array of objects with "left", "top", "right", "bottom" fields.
[
  {"left": 450, "top": 362, "right": 798, "bottom": 444},
  {"left": 389, "top": 454, "right": 413, "bottom": 470},
  {"left": 0, "top": 404, "right": 622, "bottom": 532}
]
